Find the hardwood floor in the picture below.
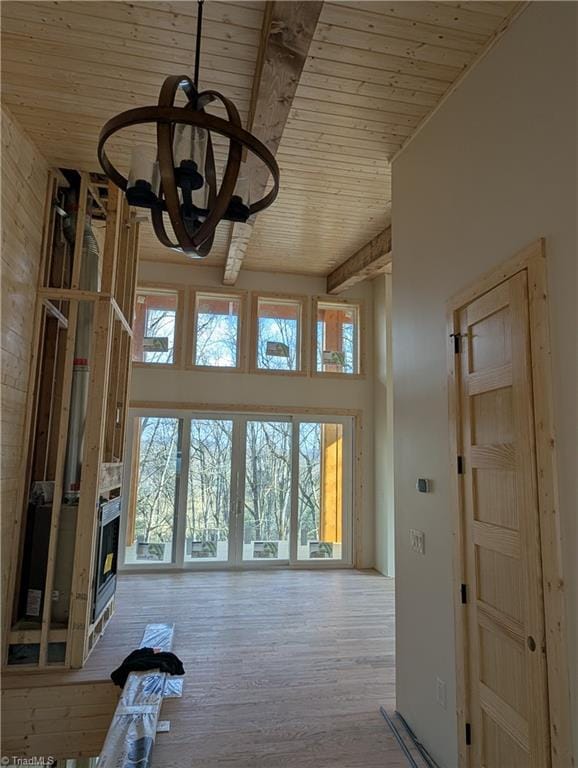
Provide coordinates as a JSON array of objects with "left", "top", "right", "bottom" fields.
[
  {"left": 93, "top": 569, "right": 404, "bottom": 768},
  {"left": 18, "top": 570, "right": 397, "bottom": 765}
]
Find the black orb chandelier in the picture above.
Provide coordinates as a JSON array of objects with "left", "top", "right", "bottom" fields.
[{"left": 98, "top": 0, "right": 280, "bottom": 258}]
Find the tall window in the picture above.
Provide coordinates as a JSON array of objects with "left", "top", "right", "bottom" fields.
[
  {"left": 193, "top": 292, "right": 243, "bottom": 368},
  {"left": 133, "top": 288, "right": 178, "bottom": 365},
  {"left": 125, "top": 416, "right": 181, "bottom": 565},
  {"left": 315, "top": 300, "right": 360, "bottom": 375},
  {"left": 123, "top": 412, "right": 353, "bottom": 568},
  {"left": 254, "top": 296, "right": 303, "bottom": 372}
]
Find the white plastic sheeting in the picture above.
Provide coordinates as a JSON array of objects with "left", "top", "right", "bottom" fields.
[{"left": 98, "top": 623, "right": 177, "bottom": 768}]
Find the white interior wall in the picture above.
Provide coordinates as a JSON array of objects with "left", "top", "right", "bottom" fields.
[
  {"left": 131, "top": 261, "right": 376, "bottom": 567},
  {"left": 392, "top": 4, "right": 577, "bottom": 765},
  {"left": 373, "top": 273, "right": 394, "bottom": 576}
]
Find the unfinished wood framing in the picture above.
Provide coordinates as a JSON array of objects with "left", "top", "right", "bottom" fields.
[
  {"left": 223, "top": 1, "right": 324, "bottom": 284},
  {"left": 327, "top": 227, "right": 392, "bottom": 294},
  {"left": 4, "top": 173, "right": 139, "bottom": 671},
  {"left": 447, "top": 239, "right": 573, "bottom": 768},
  {"left": 67, "top": 298, "right": 116, "bottom": 668}
]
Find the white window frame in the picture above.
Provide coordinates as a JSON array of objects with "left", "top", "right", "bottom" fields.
[{"left": 119, "top": 407, "right": 355, "bottom": 572}]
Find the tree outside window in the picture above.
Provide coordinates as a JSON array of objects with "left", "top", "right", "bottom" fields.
[
  {"left": 194, "top": 293, "right": 241, "bottom": 368},
  {"left": 256, "top": 297, "right": 301, "bottom": 371},
  {"left": 133, "top": 289, "right": 178, "bottom": 365}
]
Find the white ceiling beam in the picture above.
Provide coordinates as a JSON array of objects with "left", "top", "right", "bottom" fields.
[
  {"left": 326, "top": 227, "right": 392, "bottom": 294},
  {"left": 222, "top": 1, "right": 323, "bottom": 285}
]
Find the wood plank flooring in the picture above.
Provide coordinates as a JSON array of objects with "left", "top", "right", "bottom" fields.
[
  {"left": 4, "top": 570, "right": 405, "bottom": 766},
  {"left": 106, "top": 569, "right": 403, "bottom": 767}
]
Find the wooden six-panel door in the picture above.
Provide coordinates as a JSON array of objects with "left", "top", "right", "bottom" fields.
[{"left": 456, "top": 270, "right": 550, "bottom": 767}]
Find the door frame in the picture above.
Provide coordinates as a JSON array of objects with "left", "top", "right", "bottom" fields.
[
  {"left": 119, "top": 403, "right": 362, "bottom": 572},
  {"left": 447, "top": 239, "right": 573, "bottom": 768}
]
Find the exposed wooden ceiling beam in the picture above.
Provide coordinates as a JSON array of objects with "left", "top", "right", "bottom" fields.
[
  {"left": 223, "top": 1, "right": 323, "bottom": 285},
  {"left": 326, "top": 227, "right": 392, "bottom": 294}
]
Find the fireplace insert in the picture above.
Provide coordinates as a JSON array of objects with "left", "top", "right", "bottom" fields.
[{"left": 93, "top": 496, "right": 121, "bottom": 621}]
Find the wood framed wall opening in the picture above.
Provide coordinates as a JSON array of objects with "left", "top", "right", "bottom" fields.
[{"left": 447, "top": 240, "right": 573, "bottom": 768}]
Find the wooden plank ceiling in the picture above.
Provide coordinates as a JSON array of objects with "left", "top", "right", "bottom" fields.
[{"left": 1, "top": 1, "right": 520, "bottom": 275}]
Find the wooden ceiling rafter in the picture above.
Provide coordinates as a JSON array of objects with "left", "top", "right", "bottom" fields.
[
  {"left": 326, "top": 226, "right": 392, "bottom": 294},
  {"left": 222, "top": 0, "right": 323, "bottom": 286}
]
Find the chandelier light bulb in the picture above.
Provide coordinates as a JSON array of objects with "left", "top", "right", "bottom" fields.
[{"left": 126, "top": 145, "right": 160, "bottom": 210}]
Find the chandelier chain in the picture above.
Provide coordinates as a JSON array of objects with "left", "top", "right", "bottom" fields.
[{"left": 194, "top": 0, "right": 204, "bottom": 91}]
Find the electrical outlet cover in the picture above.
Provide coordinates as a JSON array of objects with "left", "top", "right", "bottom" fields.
[
  {"left": 409, "top": 529, "right": 425, "bottom": 555},
  {"left": 436, "top": 677, "right": 447, "bottom": 709}
]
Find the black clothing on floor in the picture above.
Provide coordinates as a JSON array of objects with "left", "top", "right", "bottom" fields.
[{"left": 111, "top": 647, "right": 185, "bottom": 688}]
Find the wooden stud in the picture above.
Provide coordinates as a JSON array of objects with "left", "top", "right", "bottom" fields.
[
  {"left": 100, "top": 183, "right": 122, "bottom": 296},
  {"left": 113, "top": 197, "right": 130, "bottom": 313},
  {"left": 40, "top": 173, "right": 59, "bottom": 288},
  {"left": 67, "top": 298, "right": 114, "bottom": 668},
  {"left": 38, "top": 288, "right": 102, "bottom": 302},
  {"left": 37, "top": 299, "right": 80, "bottom": 667},
  {"left": 113, "top": 330, "right": 131, "bottom": 461},
  {"left": 125, "top": 216, "right": 140, "bottom": 328},
  {"left": 70, "top": 174, "right": 89, "bottom": 290},
  {"left": 103, "top": 318, "right": 123, "bottom": 462}
]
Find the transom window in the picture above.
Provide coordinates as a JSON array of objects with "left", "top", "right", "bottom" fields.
[
  {"left": 254, "top": 295, "right": 303, "bottom": 372},
  {"left": 133, "top": 288, "right": 178, "bottom": 365},
  {"left": 315, "top": 300, "right": 360, "bottom": 375},
  {"left": 193, "top": 291, "right": 243, "bottom": 369},
  {"left": 132, "top": 286, "right": 365, "bottom": 377}
]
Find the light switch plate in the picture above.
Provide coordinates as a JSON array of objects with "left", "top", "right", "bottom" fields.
[
  {"left": 410, "top": 529, "right": 425, "bottom": 555},
  {"left": 416, "top": 478, "right": 433, "bottom": 493}
]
